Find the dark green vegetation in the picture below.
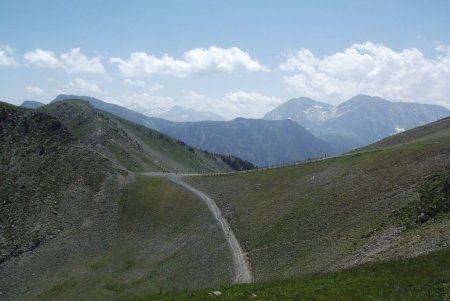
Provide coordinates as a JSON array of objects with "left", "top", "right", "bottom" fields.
[
  {"left": 187, "top": 116, "right": 450, "bottom": 281},
  {"left": 41, "top": 99, "right": 253, "bottom": 172},
  {"left": 30, "top": 176, "right": 232, "bottom": 301},
  {"left": 133, "top": 248, "right": 450, "bottom": 301}
]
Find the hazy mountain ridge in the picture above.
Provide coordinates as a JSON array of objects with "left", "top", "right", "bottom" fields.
[
  {"left": 161, "top": 118, "right": 335, "bottom": 166},
  {"left": 53, "top": 94, "right": 173, "bottom": 130},
  {"left": 264, "top": 97, "right": 338, "bottom": 130},
  {"left": 53, "top": 95, "right": 335, "bottom": 166},
  {"left": 20, "top": 100, "right": 45, "bottom": 109},
  {"left": 264, "top": 95, "right": 450, "bottom": 151},
  {"left": 43, "top": 99, "right": 252, "bottom": 172},
  {"left": 159, "top": 105, "right": 226, "bottom": 122}
]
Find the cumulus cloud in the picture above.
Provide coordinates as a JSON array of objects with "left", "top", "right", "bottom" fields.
[
  {"left": 123, "top": 78, "right": 164, "bottom": 92},
  {"left": 0, "top": 45, "right": 17, "bottom": 66},
  {"left": 63, "top": 78, "right": 102, "bottom": 94},
  {"left": 24, "top": 48, "right": 105, "bottom": 74},
  {"left": 24, "top": 49, "right": 59, "bottom": 68},
  {"left": 110, "top": 46, "right": 268, "bottom": 77},
  {"left": 59, "top": 48, "right": 105, "bottom": 74},
  {"left": 103, "top": 90, "right": 279, "bottom": 119},
  {"left": 183, "top": 91, "right": 282, "bottom": 119},
  {"left": 124, "top": 78, "right": 146, "bottom": 87},
  {"left": 280, "top": 42, "right": 450, "bottom": 106},
  {"left": 25, "top": 85, "right": 45, "bottom": 95},
  {"left": 105, "top": 93, "right": 175, "bottom": 116},
  {"left": 435, "top": 44, "right": 450, "bottom": 53},
  {"left": 147, "top": 84, "right": 164, "bottom": 93},
  {"left": 223, "top": 91, "right": 282, "bottom": 117}
]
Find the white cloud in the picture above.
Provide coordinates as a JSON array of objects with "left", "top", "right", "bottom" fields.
[
  {"left": 105, "top": 93, "right": 175, "bottom": 116},
  {"left": 123, "top": 78, "right": 164, "bottom": 92},
  {"left": 394, "top": 126, "right": 405, "bottom": 134},
  {"left": 148, "top": 84, "right": 164, "bottom": 92},
  {"left": 24, "top": 49, "right": 59, "bottom": 68},
  {"left": 60, "top": 48, "right": 105, "bottom": 74},
  {"left": 124, "top": 78, "right": 146, "bottom": 87},
  {"left": 223, "top": 91, "right": 282, "bottom": 117},
  {"left": 183, "top": 91, "right": 282, "bottom": 119},
  {"left": 0, "top": 45, "right": 17, "bottom": 66},
  {"left": 25, "top": 85, "right": 45, "bottom": 95},
  {"left": 64, "top": 78, "right": 102, "bottom": 94},
  {"left": 110, "top": 46, "right": 268, "bottom": 77},
  {"left": 280, "top": 42, "right": 450, "bottom": 106},
  {"left": 103, "top": 90, "right": 279, "bottom": 119},
  {"left": 24, "top": 48, "right": 105, "bottom": 74},
  {"left": 435, "top": 44, "right": 450, "bottom": 53}
]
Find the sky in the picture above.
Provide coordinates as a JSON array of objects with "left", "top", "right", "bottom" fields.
[{"left": 1, "top": 0, "right": 450, "bottom": 119}]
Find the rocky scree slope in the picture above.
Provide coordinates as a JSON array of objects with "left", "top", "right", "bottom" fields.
[{"left": 0, "top": 101, "right": 129, "bottom": 298}]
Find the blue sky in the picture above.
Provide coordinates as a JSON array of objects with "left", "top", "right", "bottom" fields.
[{"left": 1, "top": 0, "right": 450, "bottom": 118}]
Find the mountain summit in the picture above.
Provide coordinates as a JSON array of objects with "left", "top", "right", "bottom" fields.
[
  {"left": 159, "top": 105, "right": 226, "bottom": 122},
  {"left": 263, "top": 97, "right": 337, "bottom": 130},
  {"left": 265, "top": 95, "right": 450, "bottom": 150}
]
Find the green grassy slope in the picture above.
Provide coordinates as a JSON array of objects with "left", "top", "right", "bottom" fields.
[
  {"left": 186, "top": 117, "right": 450, "bottom": 282},
  {"left": 31, "top": 176, "right": 233, "bottom": 301},
  {"left": 40, "top": 99, "right": 253, "bottom": 173},
  {"left": 357, "top": 116, "right": 450, "bottom": 151},
  {"left": 133, "top": 248, "right": 449, "bottom": 301}
]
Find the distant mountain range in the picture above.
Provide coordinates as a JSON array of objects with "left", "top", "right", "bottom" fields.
[
  {"left": 159, "top": 118, "right": 334, "bottom": 167},
  {"left": 52, "top": 94, "right": 172, "bottom": 129},
  {"left": 48, "top": 94, "right": 450, "bottom": 165},
  {"left": 44, "top": 100, "right": 252, "bottom": 172},
  {"left": 158, "top": 105, "right": 226, "bottom": 122},
  {"left": 20, "top": 100, "right": 45, "bottom": 109},
  {"left": 52, "top": 95, "right": 335, "bottom": 166},
  {"left": 264, "top": 95, "right": 450, "bottom": 151}
]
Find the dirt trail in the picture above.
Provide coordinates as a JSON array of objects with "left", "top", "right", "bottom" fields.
[{"left": 142, "top": 172, "right": 253, "bottom": 284}]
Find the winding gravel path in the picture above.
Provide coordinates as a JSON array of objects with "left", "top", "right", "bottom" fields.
[{"left": 142, "top": 172, "right": 253, "bottom": 284}]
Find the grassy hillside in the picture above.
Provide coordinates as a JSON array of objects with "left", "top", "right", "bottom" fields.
[
  {"left": 186, "top": 117, "right": 450, "bottom": 282},
  {"left": 40, "top": 99, "right": 253, "bottom": 173},
  {"left": 132, "top": 248, "right": 450, "bottom": 301},
  {"left": 29, "top": 176, "right": 233, "bottom": 301},
  {"left": 357, "top": 116, "right": 450, "bottom": 151}
]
